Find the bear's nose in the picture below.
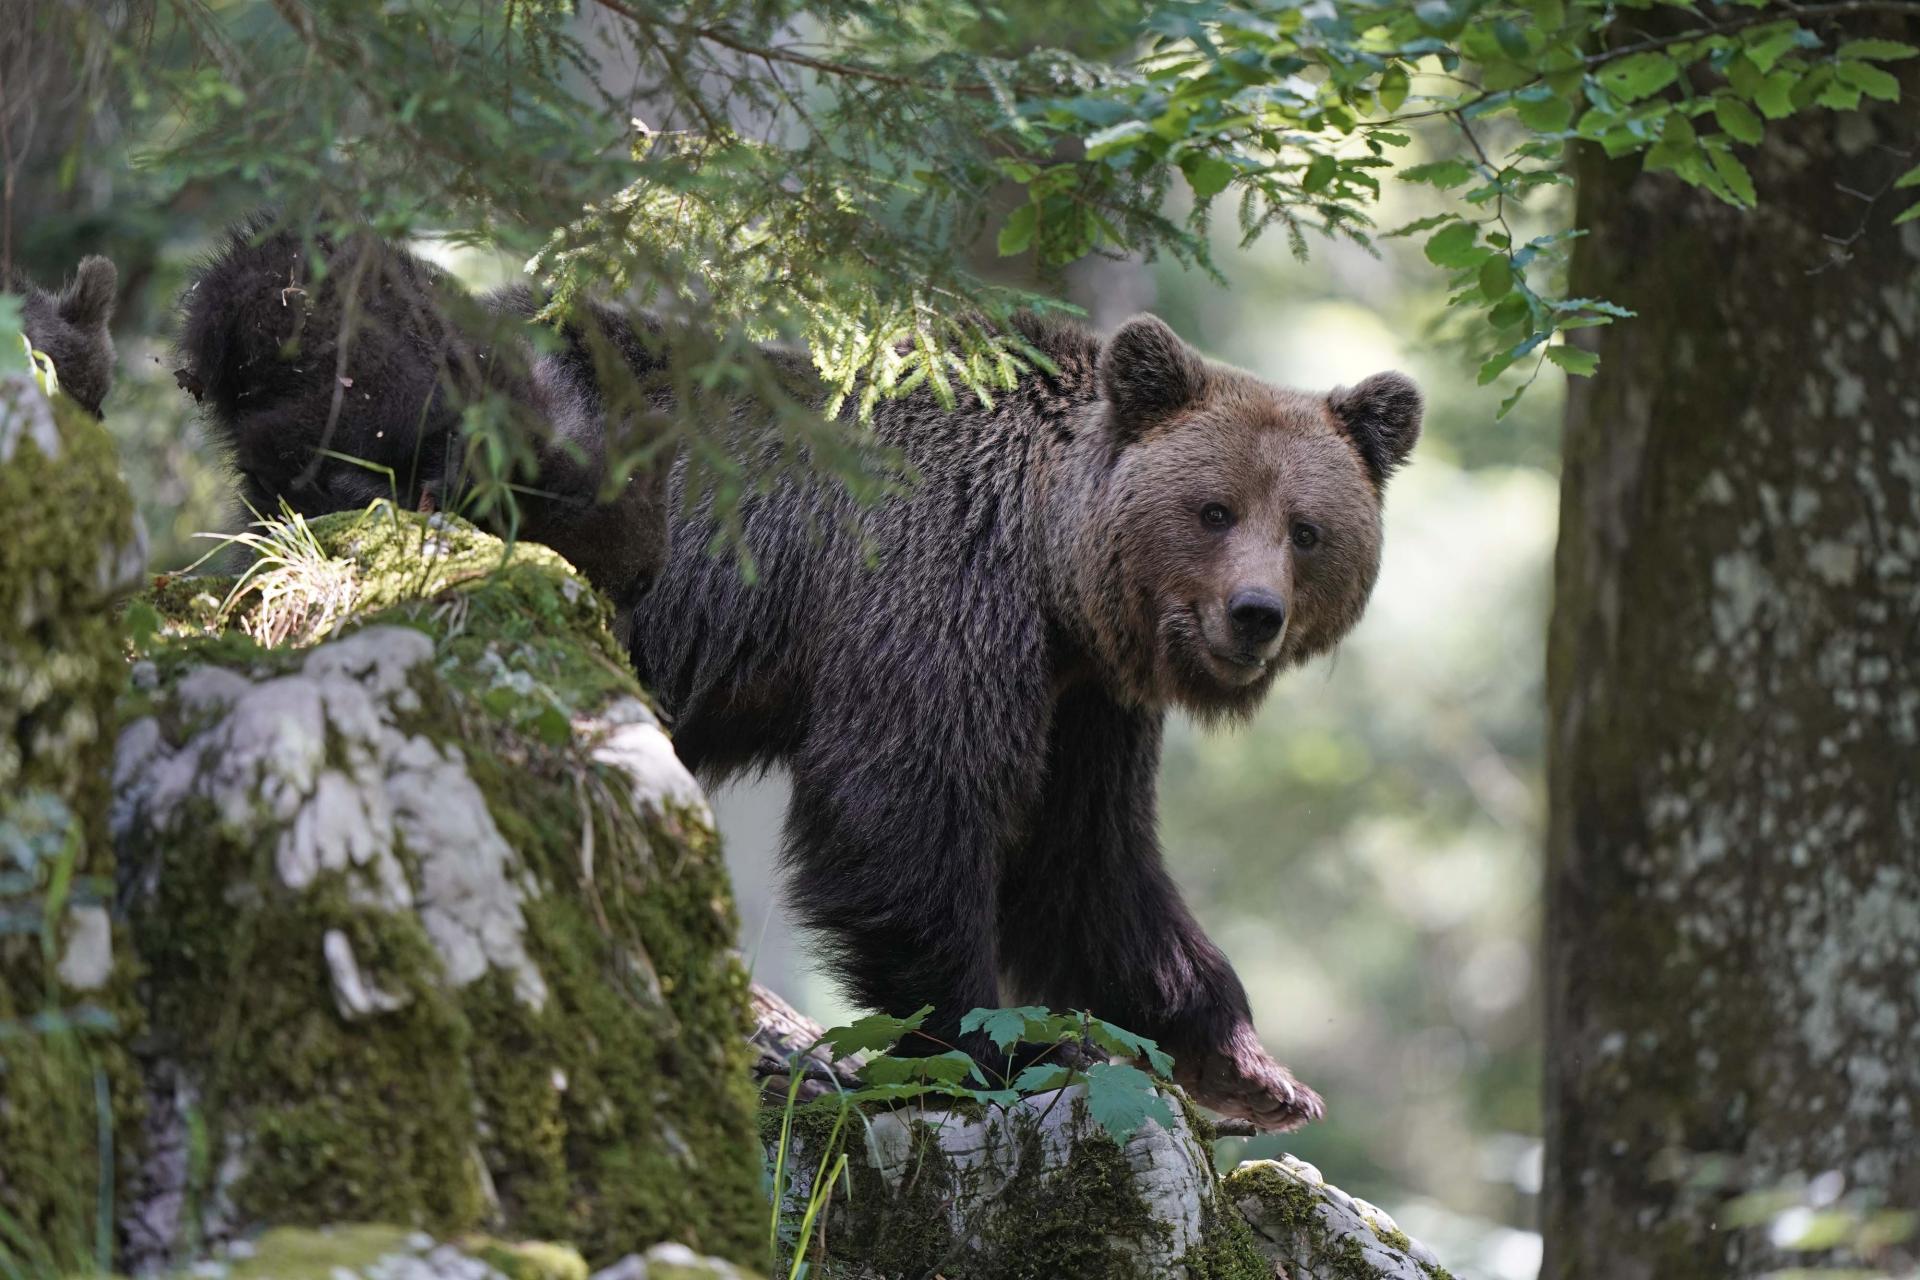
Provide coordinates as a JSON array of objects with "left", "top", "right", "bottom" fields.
[{"left": 1228, "top": 589, "right": 1288, "bottom": 648}]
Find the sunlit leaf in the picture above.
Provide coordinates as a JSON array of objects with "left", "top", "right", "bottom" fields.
[
  {"left": 1424, "top": 220, "right": 1484, "bottom": 267},
  {"left": 1546, "top": 344, "right": 1599, "bottom": 375}
]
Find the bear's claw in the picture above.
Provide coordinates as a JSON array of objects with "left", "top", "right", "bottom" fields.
[{"left": 1175, "top": 1025, "right": 1325, "bottom": 1133}]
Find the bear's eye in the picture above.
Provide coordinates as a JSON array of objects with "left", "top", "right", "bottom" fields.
[
  {"left": 1291, "top": 521, "right": 1321, "bottom": 551},
  {"left": 1200, "top": 503, "right": 1235, "bottom": 530}
]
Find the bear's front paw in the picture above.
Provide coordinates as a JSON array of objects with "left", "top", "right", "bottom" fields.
[{"left": 1175, "top": 1024, "right": 1324, "bottom": 1133}]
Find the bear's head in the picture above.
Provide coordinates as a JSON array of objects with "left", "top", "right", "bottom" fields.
[
  {"left": 178, "top": 228, "right": 473, "bottom": 522},
  {"left": 16, "top": 256, "right": 117, "bottom": 419},
  {"left": 1072, "top": 315, "right": 1421, "bottom": 720}
]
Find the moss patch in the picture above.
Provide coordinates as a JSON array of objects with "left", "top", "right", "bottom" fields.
[
  {"left": 1178, "top": 1197, "right": 1271, "bottom": 1280},
  {"left": 220, "top": 1225, "right": 591, "bottom": 1280},
  {"left": 1224, "top": 1158, "right": 1452, "bottom": 1280},
  {"left": 0, "top": 369, "right": 145, "bottom": 1274},
  {"left": 768, "top": 1093, "right": 1242, "bottom": 1279},
  {"left": 976, "top": 1120, "right": 1174, "bottom": 1279}
]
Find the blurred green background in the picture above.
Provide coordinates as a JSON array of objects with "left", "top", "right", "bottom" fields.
[{"left": 16, "top": 18, "right": 1559, "bottom": 1278}]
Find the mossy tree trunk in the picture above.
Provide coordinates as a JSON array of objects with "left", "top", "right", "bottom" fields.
[{"left": 1543, "top": 31, "right": 1920, "bottom": 1280}]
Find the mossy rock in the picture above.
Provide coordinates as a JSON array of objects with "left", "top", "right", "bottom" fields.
[
  {"left": 765, "top": 1085, "right": 1268, "bottom": 1279},
  {"left": 172, "top": 1226, "right": 758, "bottom": 1280},
  {"left": 0, "top": 342, "right": 147, "bottom": 1273},
  {"left": 1224, "top": 1156, "right": 1454, "bottom": 1280},
  {"left": 112, "top": 508, "right": 765, "bottom": 1270}
]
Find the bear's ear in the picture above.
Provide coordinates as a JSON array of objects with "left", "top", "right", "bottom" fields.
[
  {"left": 1329, "top": 371, "right": 1422, "bottom": 484},
  {"left": 58, "top": 256, "right": 117, "bottom": 328},
  {"left": 1099, "top": 314, "right": 1208, "bottom": 435}
]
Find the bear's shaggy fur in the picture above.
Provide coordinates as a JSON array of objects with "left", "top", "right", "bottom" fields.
[
  {"left": 176, "top": 226, "right": 1421, "bottom": 1130},
  {"left": 11, "top": 256, "right": 117, "bottom": 418},
  {"left": 635, "top": 312, "right": 1418, "bottom": 1130},
  {"left": 174, "top": 226, "right": 666, "bottom": 611}
]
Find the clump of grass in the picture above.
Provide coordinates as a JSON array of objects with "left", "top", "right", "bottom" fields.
[{"left": 190, "top": 502, "right": 362, "bottom": 648}]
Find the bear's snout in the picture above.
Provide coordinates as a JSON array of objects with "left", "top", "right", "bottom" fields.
[{"left": 1227, "top": 588, "right": 1288, "bottom": 651}]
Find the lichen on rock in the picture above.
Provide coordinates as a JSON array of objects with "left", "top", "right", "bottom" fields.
[{"left": 114, "top": 507, "right": 764, "bottom": 1271}]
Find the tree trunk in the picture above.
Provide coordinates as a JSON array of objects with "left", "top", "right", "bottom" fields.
[{"left": 1543, "top": 37, "right": 1920, "bottom": 1280}]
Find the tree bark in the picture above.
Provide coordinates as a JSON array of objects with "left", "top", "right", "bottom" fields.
[{"left": 1544, "top": 34, "right": 1920, "bottom": 1280}]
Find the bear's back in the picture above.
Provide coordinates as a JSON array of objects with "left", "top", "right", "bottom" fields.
[{"left": 631, "top": 315, "right": 1104, "bottom": 757}]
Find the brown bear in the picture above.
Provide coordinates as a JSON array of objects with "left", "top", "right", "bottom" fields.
[
  {"left": 10, "top": 255, "right": 117, "bottom": 418},
  {"left": 178, "top": 227, "right": 1420, "bottom": 1130},
  {"left": 631, "top": 313, "right": 1419, "bottom": 1130},
  {"left": 174, "top": 226, "right": 667, "bottom": 613}
]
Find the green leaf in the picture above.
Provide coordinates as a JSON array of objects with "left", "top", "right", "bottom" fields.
[
  {"left": 817, "top": 1006, "right": 931, "bottom": 1057},
  {"left": 1084, "top": 1016, "right": 1176, "bottom": 1077},
  {"left": 1547, "top": 344, "right": 1600, "bottom": 375},
  {"left": 1644, "top": 107, "right": 1698, "bottom": 174},
  {"left": 862, "top": 1050, "right": 976, "bottom": 1086},
  {"left": 1707, "top": 145, "right": 1758, "bottom": 207},
  {"left": 1713, "top": 98, "right": 1764, "bottom": 144},
  {"left": 1301, "top": 153, "right": 1337, "bottom": 193},
  {"left": 1479, "top": 256, "right": 1514, "bottom": 299},
  {"left": 1399, "top": 158, "right": 1477, "bottom": 188},
  {"left": 959, "top": 1006, "right": 1052, "bottom": 1052},
  {"left": 1837, "top": 62, "right": 1901, "bottom": 102},
  {"left": 1085, "top": 119, "right": 1153, "bottom": 160},
  {"left": 1516, "top": 94, "right": 1574, "bottom": 132},
  {"left": 1478, "top": 351, "right": 1518, "bottom": 384},
  {"left": 1895, "top": 201, "right": 1920, "bottom": 225},
  {"left": 1082, "top": 1062, "right": 1176, "bottom": 1142},
  {"left": 1494, "top": 19, "right": 1531, "bottom": 59},
  {"left": 1414, "top": 0, "right": 1468, "bottom": 37},
  {"left": 1745, "top": 28, "right": 1802, "bottom": 74},
  {"left": 1836, "top": 39, "right": 1920, "bottom": 61},
  {"left": 1497, "top": 382, "right": 1530, "bottom": 419},
  {"left": 1815, "top": 79, "right": 1863, "bottom": 110},
  {"left": 1754, "top": 70, "right": 1798, "bottom": 118},
  {"left": 1181, "top": 152, "right": 1236, "bottom": 198},
  {"left": 997, "top": 203, "right": 1037, "bottom": 256},
  {"left": 125, "top": 600, "right": 161, "bottom": 652},
  {"left": 1598, "top": 52, "right": 1681, "bottom": 101},
  {"left": 1425, "top": 220, "right": 1483, "bottom": 267},
  {"left": 1489, "top": 291, "right": 1532, "bottom": 331},
  {"left": 1727, "top": 53, "right": 1766, "bottom": 97},
  {"left": 1384, "top": 213, "right": 1458, "bottom": 238},
  {"left": 1010, "top": 1064, "right": 1074, "bottom": 1093},
  {"left": 1378, "top": 65, "right": 1410, "bottom": 113},
  {"left": 1896, "top": 164, "right": 1920, "bottom": 190}
]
